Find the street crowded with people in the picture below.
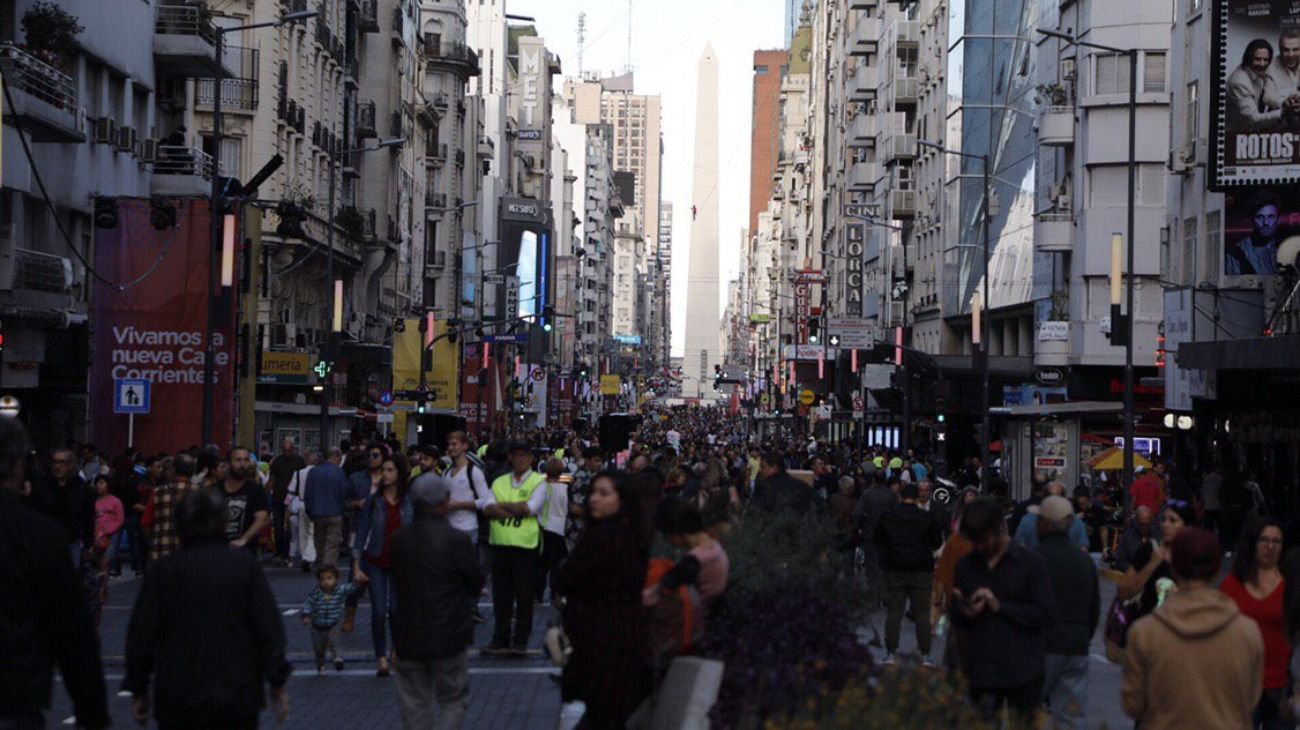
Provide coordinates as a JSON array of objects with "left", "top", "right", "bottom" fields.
[{"left": 3, "top": 404, "right": 1298, "bottom": 729}]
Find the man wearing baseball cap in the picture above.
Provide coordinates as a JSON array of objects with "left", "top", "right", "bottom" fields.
[
  {"left": 480, "top": 441, "right": 548, "bottom": 657},
  {"left": 391, "top": 473, "right": 484, "bottom": 727},
  {"left": 1036, "top": 495, "right": 1100, "bottom": 730}
]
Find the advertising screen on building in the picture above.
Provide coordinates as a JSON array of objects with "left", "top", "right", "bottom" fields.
[
  {"left": 1213, "top": 0, "right": 1300, "bottom": 186},
  {"left": 1223, "top": 184, "right": 1296, "bottom": 276}
]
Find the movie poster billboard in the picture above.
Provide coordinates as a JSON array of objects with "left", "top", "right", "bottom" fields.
[
  {"left": 90, "top": 199, "right": 238, "bottom": 454},
  {"left": 1223, "top": 184, "right": 1296, "bottom": 275},
  {"left": 1213, "top": 0, "right": 1300, "bottom": 186}
]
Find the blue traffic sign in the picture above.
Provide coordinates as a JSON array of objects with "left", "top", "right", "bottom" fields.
[
  {"left": 484, "top": 334, "right": 528, "bottom": 344},
  {"left": 378, "top": 389, "right": 394, "bottom": 407},
  {"left": 113, "top": 378, "right": 151, "bottom": 415}
]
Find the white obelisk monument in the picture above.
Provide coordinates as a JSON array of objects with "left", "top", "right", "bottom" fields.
[{"left": 683, "top": 44, "right": 722, "bottom": 399}]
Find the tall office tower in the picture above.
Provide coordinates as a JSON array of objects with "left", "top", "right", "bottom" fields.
[
  {"left": 749, "top": 49, "right": 789, "bottom": 239},
  {"left": 683, "top": 45, "right": 722, "bottom": 399}
]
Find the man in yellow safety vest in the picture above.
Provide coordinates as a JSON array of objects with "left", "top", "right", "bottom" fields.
[{"left": 480, "top": 441, "right": 547, "bottom": 657}]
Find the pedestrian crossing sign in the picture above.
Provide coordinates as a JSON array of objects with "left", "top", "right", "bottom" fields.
[{"left": 113, "top": 378, "right": 151, "bottom": 415}]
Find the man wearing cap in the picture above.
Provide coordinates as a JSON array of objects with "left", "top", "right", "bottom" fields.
[
  {"left": 480, "top": 442, "right": 548, "bottom": 657},
  {"left": 1014, "top": 482, "right": 1090, "bottom": 552},
  {"left": 391, "top": 473, "right": 484, "bottom": 729},
  {"left": 1035, "top": 495, "right": 1100, "bottom": 730}
]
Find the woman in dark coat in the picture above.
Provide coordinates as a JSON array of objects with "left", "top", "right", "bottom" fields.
[{"left": 556, "top": 471, "right": 651, "bottom": 729}]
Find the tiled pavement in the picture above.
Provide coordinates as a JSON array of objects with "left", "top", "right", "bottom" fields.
[{"left": 51, "top": 563, "right": 562, "bottom": 729}]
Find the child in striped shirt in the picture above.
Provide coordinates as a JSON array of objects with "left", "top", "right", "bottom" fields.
[{"left": 301, "top": 566, "right": 360, "bottom": 673}]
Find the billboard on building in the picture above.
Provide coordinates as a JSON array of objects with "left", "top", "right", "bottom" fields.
[
  {"left": 90, "top": 199, "right": 237, "bottom": 453},
  {"left": 1223, "top": 184, "right": 1297, "bottom": 276},
  {"left": 392, "top": 319, "right": 459, "bottom": 411},
  {"left": 1212, "top": 0, "right": 1300, "bottom": 187}
]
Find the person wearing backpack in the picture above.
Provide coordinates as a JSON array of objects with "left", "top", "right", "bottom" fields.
[{"left": 445, "top": 432, "right": 490, "bottom": 622}]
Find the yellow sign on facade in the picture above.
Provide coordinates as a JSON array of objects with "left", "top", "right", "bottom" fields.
[
  {"left": 599, "top": 374, "right": 621, "bottom": 395},
  {"left": 392, "top": 319, "right": 459, "bottom": 410},
  {"left": 799, "top": 389, "right": 816, "bottom": 406},
  {"left": 258, "top": 351, "right": 310, "bottom": 383}
]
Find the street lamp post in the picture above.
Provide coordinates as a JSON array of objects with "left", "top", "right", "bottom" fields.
[
  {"left": 918, "top": 140, "right": 992, "bottom": 489},
  {"left": 317, "top": 137, "right": 404, "bottom": 451},
  {"left": 1038, "top": 28, "right": 1139, "bottom": 493},
  {"left": 203, "top": 9, "right": 317, "bottom": 447}
]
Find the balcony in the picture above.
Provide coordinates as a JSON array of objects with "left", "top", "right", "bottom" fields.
[
  {"left": 848, "top": 0, "right": 880, "bottom": 8},
  {"left": 151, "top": 146, "right": 215, "bottom": 197},
  {"left": 359, "top": 0, "right": 380, "bottom": 33},
  {"left": 0, "top": 43, "right": 85, "bottom": 142},
  {"left": 196, "top": 78, "right": 259, "bottom": 112},
  {"left": 850, "top": 17, "right": 881, "bottom": 56},
  {"left": 426, "top": 191, "right": 447, "bottom": 210},
  {"left": 890, "top": 189, "right": 916, "bottom": 219},
  {"left": 454, "top": 149, "right": 465, "bottom": 167},
  {"left": 356, "top": 101, "right": 377, "bottom": 138},
  {"left": 422, "top": 38, "right": 481, "bottom": 77},
  {"left": 849, "top": 113, "right": 877, "bottom": 148},
  {"left": 848, "top": 63, "right": 878, "bottom": 102},
  {"left": 885, "top": 133, "right": 917, "bottom": 163},
  {"left": 1034, "top": 213, "right": 1075, "bottom": 252},
  {"left": 154, "top": 4, "right": 238, "bottom": 78},
  {"left": 893, "top": 72, "right": 919, "bottom": 108},
  {"left": 478, "top": 135, "right": 495, "bottom": 160},
  {"left": 893, "top": 20, "right": 920, "bottom": 50},
  {"left": 848, "top": 160, "right": 881, "bottom": 193},
  {"left": 1035, "top": 322, "right": 1070, "bottom": 367},
  {"left": 1038, "top": 106, "right": 1075, "bottom": 146},
  {"left": 427, "top": 142, "right": 448, "bottom": 167}
]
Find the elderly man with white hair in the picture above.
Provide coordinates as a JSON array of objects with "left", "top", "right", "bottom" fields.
[
  {"left": 1013, "top": 481, "right": 1090, "bottom": 551},
  {"left": 1035, "top": 496, "right": 1100, "bottom": 730}
]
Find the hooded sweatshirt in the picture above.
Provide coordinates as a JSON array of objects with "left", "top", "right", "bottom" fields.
[{"left": 1122, "top": 586, "right": 1263, "bottom": 730}]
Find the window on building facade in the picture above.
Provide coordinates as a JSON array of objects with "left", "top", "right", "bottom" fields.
[
  {"left": 1182, "top": 216, "right": 1198, "bottom": 286},
  {"left": 1203, "top": 211, "right": 1221, "bottom": 284},
  {"left": 1185, "top": 81, "right": 1199, "bottom": 146},
  {"left": 1094, "top": 53, "right": 1131, "bottom": 95},
  {"left": 1143, "top": 52, "right": 1166, "bottom": 93}
]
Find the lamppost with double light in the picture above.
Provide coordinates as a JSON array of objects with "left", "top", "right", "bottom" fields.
[
  {"left": 918, "top": 139, "right": 993, "bottom": 489},
  {"left": 1038, "top": 27, "right": 1140, "bottom": 495},
  {"left": 202, "top": 8, "right": 317, "bottom": 447}
]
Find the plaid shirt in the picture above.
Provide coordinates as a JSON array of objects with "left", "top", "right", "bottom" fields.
[
  {"left": 302, "top": 583, "right": 359, "bottom": 629},
  {"left": 149, "top": 481, "right": 195, "bottom": 562}
]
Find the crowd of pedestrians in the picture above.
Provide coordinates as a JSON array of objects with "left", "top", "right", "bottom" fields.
[{"left": 4, "top": 405, "right": 1300, "bottom": 729}]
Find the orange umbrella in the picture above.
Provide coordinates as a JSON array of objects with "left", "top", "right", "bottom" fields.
[{"left": 1088, "top": 446, "right": 1151, "bottom": 471}]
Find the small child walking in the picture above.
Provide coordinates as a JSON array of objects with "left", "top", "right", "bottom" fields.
[{"left": 301, "top": 565, "right": 360, "bottom": 673}]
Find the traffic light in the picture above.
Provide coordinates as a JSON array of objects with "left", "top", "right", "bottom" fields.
[
  {"left": 828, "top": 333, "right": 841, "bottom": 347},
  {"left": 808, "top": 318, "right": 820, "bottom": 343},
  {"left": 93, "top": 196, "right": 118, "bottom": 229},
  {"left": 447, "top": 318, "right": 462, "bottom": 344},
  {"left": 149, "top": 196, "right": 177, "bottom": 231},
  {"left": 421, "top": 347, "right": 433, "bottom": 372},
  {"left": 417, "top": 401, "right": 427, "bottom": 415}
]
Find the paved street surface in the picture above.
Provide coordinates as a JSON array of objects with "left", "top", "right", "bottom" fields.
[
  {"left": 52, "top": 564, "right": 562, "bottom": 729},
  {"left": 55, "top": 557, "right": 1131, "bottom": 728}
]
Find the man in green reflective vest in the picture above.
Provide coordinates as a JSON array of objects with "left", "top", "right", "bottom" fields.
[{"left": 480, "top": 441, "right": 547, "bottom": 657}]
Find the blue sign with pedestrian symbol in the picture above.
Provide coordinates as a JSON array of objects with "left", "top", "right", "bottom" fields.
[
  {"left": 378, "top": 390, "right": 394, "bottom": 407},
  {"left": 113, "top": 378, "right": 151, "bottom": 415}
]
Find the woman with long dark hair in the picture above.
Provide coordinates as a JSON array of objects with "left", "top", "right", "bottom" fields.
[
  {"left": 556, "top": 471, "right": 651, "bottom": 728},
  {"left": 353, "top": 453, "right": 412, "bottom": 676},
  {"left": 1117, "top": 499, "right": 1197, "bottom": 616},
  {"left": 1223, "top": 517, "right": 1291, "bottom": 729}
]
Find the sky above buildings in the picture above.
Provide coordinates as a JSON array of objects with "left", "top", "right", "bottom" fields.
[{"left": 509, "top": 0, "right": 784, "bottom": 356}]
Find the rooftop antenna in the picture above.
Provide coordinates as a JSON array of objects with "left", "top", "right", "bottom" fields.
[
  {"left": 626, "top": 0, "right": 632, "bottom": 73},
  {"left": 577, "top": 12, "right": 586, "bottom": 77}
]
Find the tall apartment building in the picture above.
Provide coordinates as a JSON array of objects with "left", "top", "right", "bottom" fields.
[
  {"left": 750, "top": 50, "right": 788, "bottom": 238},
  {"left": 1162, "top": 0, "right": 1300, "bottom": 493},
  {"left": 566, "top": 73, "right": 666, "bottom": 370},
  {"left": 657, "top": 202, "right": 674, "bottom": 372}
]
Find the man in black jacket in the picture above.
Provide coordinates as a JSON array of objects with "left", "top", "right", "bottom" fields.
[
  {"left": 27, "top": 447, "right": 95, "bottom": 568},
  {"left": 391, "top": 472, "right": 485, "bottom": 728},
  {"left": 751, "top": 450, "right": 813, "bottom": 514},
  {"left": 0, "top": 418, "right": 109, "bottom": 729},
  {"left": 123, "top": 488, "right": 291, "bottom": 728},
  {"left": 874, "top": 481, "right": 944, "bottom": 662},
  {"left": 1035, "top": 496, "right": 1099, "bottom": 730}
]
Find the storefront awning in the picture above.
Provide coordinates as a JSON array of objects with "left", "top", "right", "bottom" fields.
[
  {"left": 989, "top": 401, "right": 1123, "bottom": 418},
  {"left": 1177, "top": 335, "right": 1300, "bottom": 371}
]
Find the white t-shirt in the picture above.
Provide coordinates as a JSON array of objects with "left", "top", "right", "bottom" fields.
[
  {"left": 541, "top": 479, "right": 568, "bottom": 536},
  {"left": 444, "top": 462, "right": 489, "bottom": 534}
]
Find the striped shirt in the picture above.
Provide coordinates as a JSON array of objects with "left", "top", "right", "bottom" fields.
[{"left": 302, "top": 583, "right": 359, "bottom": 628}]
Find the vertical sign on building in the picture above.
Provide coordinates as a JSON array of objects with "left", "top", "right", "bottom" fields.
[
  {"left": 794, "top": 282, "right": 811, "bottom": 342},
  {"left": 845, "top": 222, "right": 865, "bottom": 317}
]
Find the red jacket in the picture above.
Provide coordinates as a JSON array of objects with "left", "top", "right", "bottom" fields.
[{"left": 1129, "top": 475, "right": 1165, "bottom": 512}]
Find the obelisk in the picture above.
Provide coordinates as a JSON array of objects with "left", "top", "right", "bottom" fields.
[{"left": 684, "top": 44, "right": 721, "bottom": 399}]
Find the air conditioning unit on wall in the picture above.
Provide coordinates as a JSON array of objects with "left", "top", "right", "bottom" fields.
[{"left": 93, "top": 117, "right": 117, "bottom": 145}]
